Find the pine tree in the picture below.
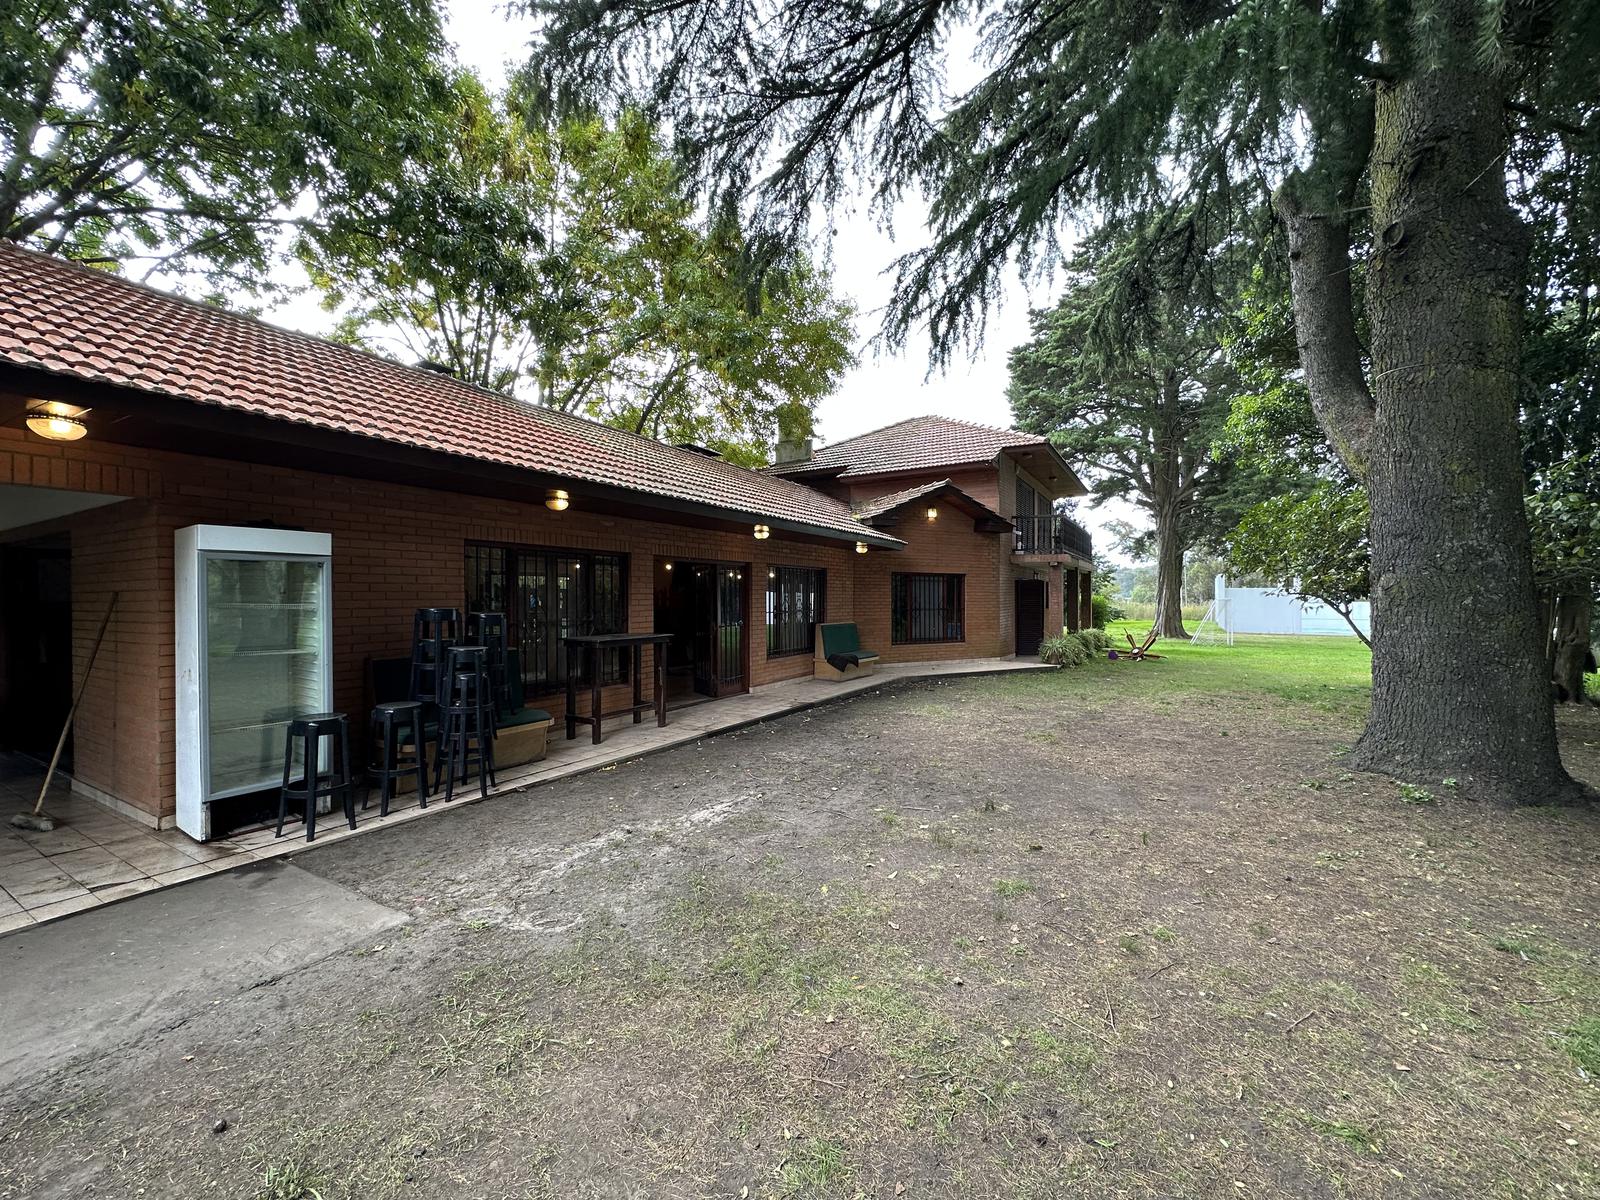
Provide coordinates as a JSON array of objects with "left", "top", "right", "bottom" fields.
[
  {"left": 530, "top": 0, "right": 1600, "bottom": 803},
  {"left": 1008, "top": 232, "right": 1245, "bottom": 640}
]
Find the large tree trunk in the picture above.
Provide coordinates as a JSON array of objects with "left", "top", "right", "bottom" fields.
[
  {"left": 1152, "top": 500, "right": 1186, "bottom": 639},
  {"left": 1347, "top": 2, "right": 1579, "bottom": 802},
  {"left": 1550, "top": 587, "right": 1593, "bottom": 704},
  {"left": 1150, "top": 368, "right": 1187, "bottom": 639}
]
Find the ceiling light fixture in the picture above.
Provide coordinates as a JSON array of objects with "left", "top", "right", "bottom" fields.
[{"left": 24, "top": 400, "right": 89, "bottom": 442}]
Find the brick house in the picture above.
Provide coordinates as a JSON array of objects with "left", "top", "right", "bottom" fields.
[{"left": 0, "top": 244, "right": 1090, "bottom": 838}]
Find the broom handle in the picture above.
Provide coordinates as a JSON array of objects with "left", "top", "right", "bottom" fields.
[{"left": 31, "top": 591, "right": 118, "bottom": 817}]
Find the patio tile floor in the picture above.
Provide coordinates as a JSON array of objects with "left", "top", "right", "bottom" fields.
[{"left": 0, "top": 656, "right": 1050, "bottom": 931}]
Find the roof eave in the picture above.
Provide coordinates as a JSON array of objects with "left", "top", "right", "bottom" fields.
[
  {"left": 1005, "top": 442, "right": 1090, "bottom": 498},
  {"left": 0, "top": 362, "right": 907, "bottom": 549}
]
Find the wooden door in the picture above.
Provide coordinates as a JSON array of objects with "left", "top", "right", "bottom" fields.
[{"left": 1015, "top": 579, "right": 1046, "bottom": 656}]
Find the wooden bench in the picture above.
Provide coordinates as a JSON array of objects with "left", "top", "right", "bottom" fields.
[
  {"left": 368, "top": 651, "right": 553, "bottom": 769},
  {"left": 814, "top": 622, "right": 881, "bottom": 681}
]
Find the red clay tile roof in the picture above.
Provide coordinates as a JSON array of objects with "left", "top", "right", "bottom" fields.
[
  {"left": 851, "top": 478, "right": 1007, "bottom": 525},
  {"left": 0, "top": 242, "right": 902, "bottom": 546},
  {"left": 769, "top": 415, "right": 1056, "bottom": 480}
]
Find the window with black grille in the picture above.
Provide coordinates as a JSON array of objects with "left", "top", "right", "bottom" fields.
[
  {"left": 891, "top": 573, "right": 965, "bottom": 644},
  {"left": 465, "top": 543, "right": 629, "bottom": 692},
  {"left": 766, "top": 566, "right": 825, "bottom": 657}
]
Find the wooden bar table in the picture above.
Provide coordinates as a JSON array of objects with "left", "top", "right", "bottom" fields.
[{"left": 562, "top": 632, "right": 673, "bottom": 745}]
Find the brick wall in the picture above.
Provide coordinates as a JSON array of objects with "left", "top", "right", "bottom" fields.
[
  {"left": 852, "top": 495, "right": 1015, "bottom": 661},
  {"left": 0, "top": 417, "right": 861, "bottom": 826},
  {"left": 0, "top": 412, "right": 1055, "bottom": 826}
]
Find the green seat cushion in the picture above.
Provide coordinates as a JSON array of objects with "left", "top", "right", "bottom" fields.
[
  {"left": 820, "top": 624, "right": 859, "bottom": 655},
  {"left": 497, "top": 706, "right": 552, "bottom": 730},
  {"left": 855, "top": 651, "right": 880, "bottom": 661},
  {"left": 819, "top": 623, "right": 872, "bottom": 656}
]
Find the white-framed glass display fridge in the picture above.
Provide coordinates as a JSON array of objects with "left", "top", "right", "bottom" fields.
[{"left": 176, "top": 525, "right": 332, "bottom": 840}]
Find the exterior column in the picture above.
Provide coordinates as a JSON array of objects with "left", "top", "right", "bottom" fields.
[
  {"left": 1065, "top": 567, "right": 1081, "bottom": 632},
  {"left": 1079, "top": 568, "right": 1094, "bottom": 629}
]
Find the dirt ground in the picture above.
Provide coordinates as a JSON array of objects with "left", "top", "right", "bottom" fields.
[{"left": 1, "top": 657, "right": 1598, "bottom": 1199}]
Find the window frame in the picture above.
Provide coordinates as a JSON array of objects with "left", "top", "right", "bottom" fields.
[
  {"left": 765, "top": 565, "right": 826, "bottom": 658},
  {"left": 464, "top": 541, "right": 630, "bottom": 691},
  {"left": 891, "top": 572, "right": 966, "bottom": 645}
]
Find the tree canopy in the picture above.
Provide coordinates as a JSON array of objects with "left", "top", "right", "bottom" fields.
[
  {"left": 1, "top": 0, "right": 452, "bottom": 290},
  {"left": 528, "top": 0, "right": 1600, "bottom": 798},
  {"left": 304, "top": 85, "right": 855, "bottom": 465},
  {"left": 1008, "top": 229, "right": 1248, "bottom": 637}
]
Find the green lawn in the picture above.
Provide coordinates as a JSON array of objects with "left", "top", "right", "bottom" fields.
[{"left": 1097, "top": 618, "right": 1373, "bottom": 722}]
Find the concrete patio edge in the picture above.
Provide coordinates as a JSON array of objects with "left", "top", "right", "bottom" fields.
[{"left": 0, "top": 657, "right": 1055, "bottom": 935}]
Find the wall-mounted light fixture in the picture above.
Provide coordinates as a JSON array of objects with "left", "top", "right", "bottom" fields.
[
  {"left": 544, "top": 488, "right": 570, "bottom": 512},
  {"left": 855, "top": 541, "right": 868, "bottom": 554},
  {"left": 25, "top": 400, "right": 89, "bottom": 442},
  {"left": 753, "top": 523, "right": 770, "bottom": 539},
  {"left": 664, "top": 562, "right": 674, "bottom": 571},
  {"left": 926, "top": 505, "right": 938, "bottom": 521}
]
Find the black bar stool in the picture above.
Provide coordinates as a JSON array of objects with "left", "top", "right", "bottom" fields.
[
  {"left": 369, "top": 700, "right": 429, "bottom": 817},
  {"left": 432, "top": 644, "right": 488, "bottom": 786},
  {"left": 409, "top": 607, "right": 460, "bottom": 706},
  {"left": 438, "top": 669, "right": 497, "bottom": 803},
  {"left": 468, "top": 611, "right": 511, "bottom": 717},
  {"left": 276, "top": 713, "right": 355, "bottom": 842}
]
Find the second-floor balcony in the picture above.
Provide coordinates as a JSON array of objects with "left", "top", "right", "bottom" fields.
[{"left": 1011, "top": 513, "right": 1093, "bottom": 560}]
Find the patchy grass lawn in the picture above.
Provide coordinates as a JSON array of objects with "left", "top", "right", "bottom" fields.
[
  {"left": 2, "top": 634, "right": 1598, "bottom": 1200},
  {"left": 1104, "top": 619, "right": 1375, "bottom": 723}
]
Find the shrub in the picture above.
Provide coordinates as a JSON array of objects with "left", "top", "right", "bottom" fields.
[
  {"left": 1074, "top": 628, "right": 1110, "bottom": 654},
  {"left": 1040, "top": 634, "right": 1088, "bottom": 667},
  {"left": 1090, "top": 593, "right": 1119, "bottom": 628}
]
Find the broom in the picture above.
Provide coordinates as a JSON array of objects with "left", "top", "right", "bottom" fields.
[{"left": 12, "top": 591, "right": 118, "bottom": 832}]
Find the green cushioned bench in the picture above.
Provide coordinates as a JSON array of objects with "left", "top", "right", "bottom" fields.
[
  {"left": 814, "top": 622, "right": 881, "bottom": 681},
  {"left": 496, "top": 651, "right": 553, "bottom": 767}
]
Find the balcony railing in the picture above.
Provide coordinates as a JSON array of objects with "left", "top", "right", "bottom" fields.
[{"left": 1011, "top": 513, "right": 1093, "bottom": 559}]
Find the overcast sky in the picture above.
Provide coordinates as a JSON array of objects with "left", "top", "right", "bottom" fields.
[{"left": 262, "top": 2, "right": 1136, "bottom": 559}]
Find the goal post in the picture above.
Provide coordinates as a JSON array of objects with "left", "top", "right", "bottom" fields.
[{"left": 1190, "top": 574, "right": 1234, "bottom": 646}]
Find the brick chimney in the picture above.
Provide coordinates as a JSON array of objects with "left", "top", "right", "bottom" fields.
[{"left": 773, "top": 437, "right": 814, "bottom": 465}]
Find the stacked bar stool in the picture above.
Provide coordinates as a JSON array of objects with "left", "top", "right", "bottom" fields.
[
  {"left": 368, "top": 700, "right": 429, "bottom": 817},
  {"left": 437, "top": 652, "right": 497, "bottom": 803},
  {"left": 277, "top": 712, "right": 355, "bottom": 842},
  {"left": 409, "top": 607, "right": 460, "bottom": 708},
  {"left": 468, "top": 611, "right": 512, "bottom": 718}
]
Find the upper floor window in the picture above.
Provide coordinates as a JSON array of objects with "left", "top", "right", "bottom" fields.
[
  {"left": 767, "top": 566, "right": 825, "bottom": 657},
  {"left": 1016, "top": 478, "right": 1043, "bottom": 518},
  {"left": 892, "top": 573, "right": 965, "bottom": 644}
]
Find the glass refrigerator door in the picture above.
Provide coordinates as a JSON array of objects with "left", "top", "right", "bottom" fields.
[{"left": 203, "top": 555, "right": 328, "bottom": 799}]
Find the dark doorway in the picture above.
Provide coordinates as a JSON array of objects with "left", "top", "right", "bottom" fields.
[
  {"left": 655, "top": 560, "right": 748, "bottom": 705},
  {"left": 1, "top": 537, "right": 73, "bottom": 765},
  {"left": 1015, "top": 578, "right": 1046, "bottom": 656}
]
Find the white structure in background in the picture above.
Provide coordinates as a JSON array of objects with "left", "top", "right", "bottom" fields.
[{"left": 1206, "top": 574, "right": 1371, "bottom": 640}]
